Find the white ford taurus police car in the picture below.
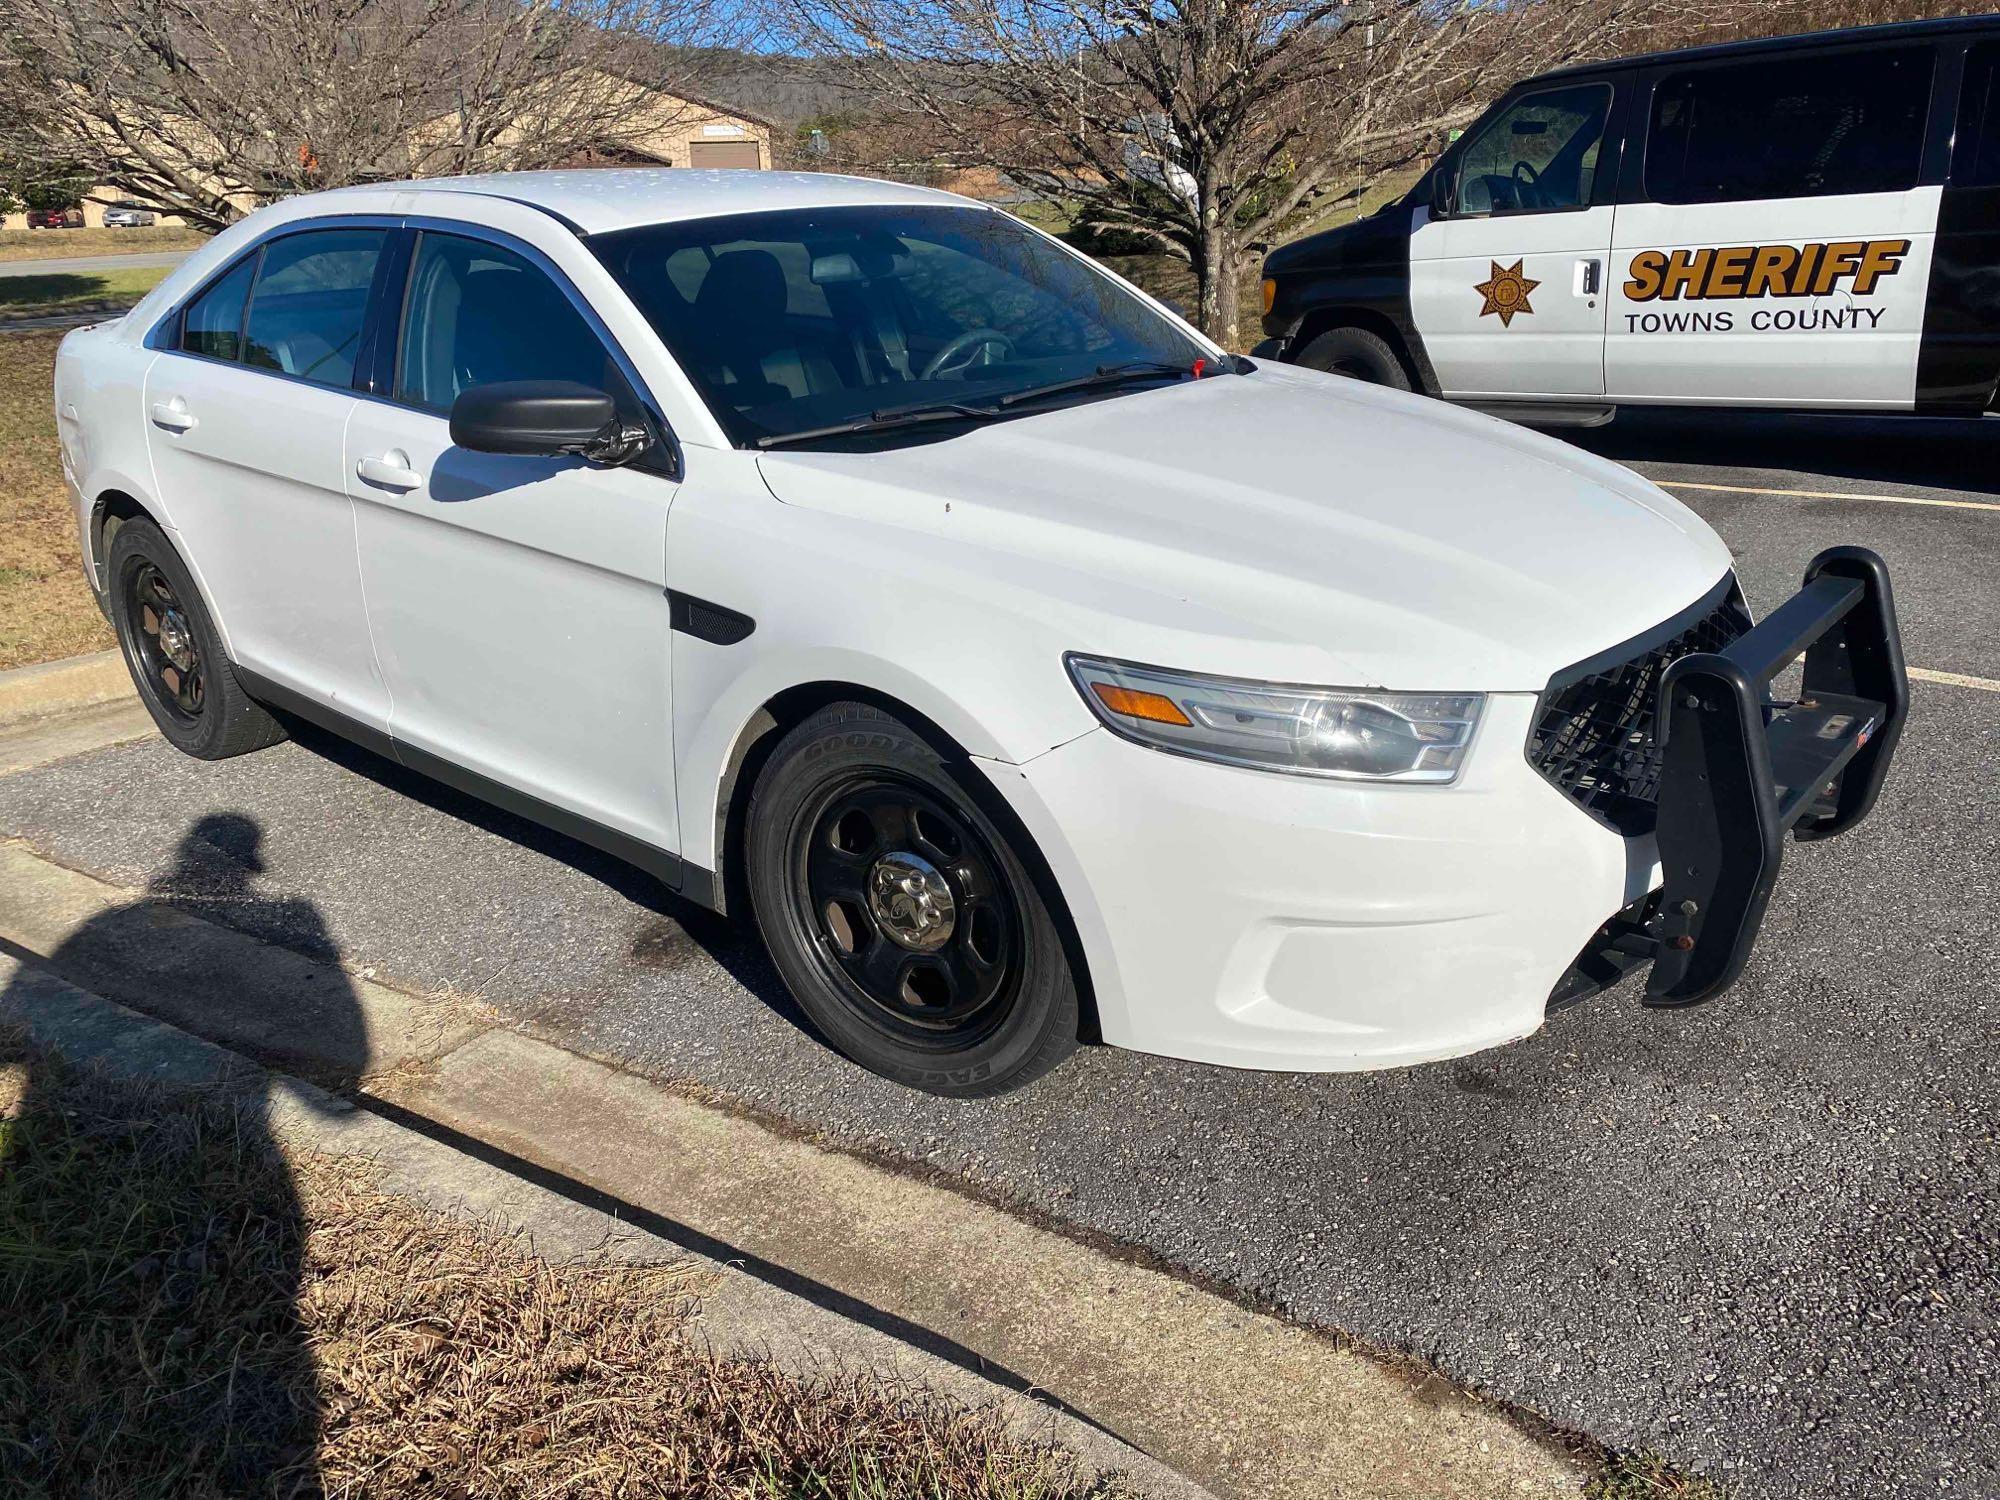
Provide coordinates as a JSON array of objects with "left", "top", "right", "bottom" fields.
[
  {"left": 55, "top": 169, "right": 1907, "bottom": 1095},
  {"left": 1261, "top": 16, "right": 2000, "bottom": 424}
]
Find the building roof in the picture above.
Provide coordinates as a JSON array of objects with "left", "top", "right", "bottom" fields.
[
  {"left": 1534, "top": 13, "right": 2000, "bottom": 85},
  {"left": 317, "top": 168, "right": 966, "bottom": 235}
]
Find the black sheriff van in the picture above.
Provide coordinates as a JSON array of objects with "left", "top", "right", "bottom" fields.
[{"left": 1257, "top": 16, "right": 2000, "bottom": 424}]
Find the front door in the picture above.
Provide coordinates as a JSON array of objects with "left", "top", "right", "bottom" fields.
[
  {"left": 345, "top": 228, "right": 681, "bottom": 857},
  {"left": 1606, "top": 46, "right": 1939, "bottom": 409},
  {"left": 1409, "top": 82, "right": 1618, "bottom": 400},
  {"left": 142, "top": 226, "right": 392, "bottom": 727}
]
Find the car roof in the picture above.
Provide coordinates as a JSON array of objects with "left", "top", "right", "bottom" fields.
[
  {"left": 311, "top": 168, "right": 971, "bottom": 236},
  {"left": 1530, "top": 13, "right": 2000, "bottom": 86}
]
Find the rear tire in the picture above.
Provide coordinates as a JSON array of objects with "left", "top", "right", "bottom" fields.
[
  {"left": 107, "top": 517, "right": 287, "bottom": 760},
  {"left": 1296, "top": 325, "right": 1413, "bottom": 391},
  {"left": 746, "top": 701, "right": 1079, "bottom": 1096}
]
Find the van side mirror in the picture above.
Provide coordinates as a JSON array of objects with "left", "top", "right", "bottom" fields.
[{"left": 449, "top": 381, "right": 648, "bottom": 465}]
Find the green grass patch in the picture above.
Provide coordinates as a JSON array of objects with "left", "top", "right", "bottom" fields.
[
  {"left": 0, "top": 225, "right": 207, "bottom": 263},
  {"left": 0, "top": 263, "right": 172, "bottom": 316}
]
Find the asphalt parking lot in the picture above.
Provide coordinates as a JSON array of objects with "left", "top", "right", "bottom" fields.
[{"left": 3, "top": 407, "right": 1994, "bottom": 1498}]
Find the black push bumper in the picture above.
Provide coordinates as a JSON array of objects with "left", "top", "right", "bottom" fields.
[{"left": 1555, "top": 547, "right": 1908, "bottom": 1011}]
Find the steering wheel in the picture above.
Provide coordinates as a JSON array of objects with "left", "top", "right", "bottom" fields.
[
  {"left": 1510, "top": 159, "right": 1542, "bottom": 209},
  {"left": 920, "top": 327, "right": 1015, "bottom": 380}
]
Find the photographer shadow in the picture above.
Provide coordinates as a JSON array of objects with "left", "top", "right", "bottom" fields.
[{"left": 1, "top": 812, "right": 361, "bottom": 1492}]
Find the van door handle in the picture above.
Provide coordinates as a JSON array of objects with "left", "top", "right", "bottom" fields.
[
  {"left": 149, "top": 398, "right": 196, "bottom": 433},
  {"left": 1578, "top": 258, "right": 1603, "bottom": 296},
  {"left": 356, "top": 450, "right": 423, "bottom": 491}
]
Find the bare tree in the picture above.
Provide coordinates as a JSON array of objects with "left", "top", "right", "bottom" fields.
[
  {"left": 0, "top": 0, "right": 744, "bottom": 232},
  {"left": 786, "top": 0, "right": 1767, "bottom": 345}
]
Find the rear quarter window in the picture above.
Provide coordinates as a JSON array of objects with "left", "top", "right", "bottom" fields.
[{"left": 179, "top": 256, "right": 257, "bottom": 362}]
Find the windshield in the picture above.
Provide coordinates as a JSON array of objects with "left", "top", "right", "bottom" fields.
[{"left": 587, "top": 204, "right": 1212, "bottom": 447}]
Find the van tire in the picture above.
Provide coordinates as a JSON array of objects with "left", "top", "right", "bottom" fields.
[{"left": 1296, "top": 326, "right": 1413, "bottom": 391}]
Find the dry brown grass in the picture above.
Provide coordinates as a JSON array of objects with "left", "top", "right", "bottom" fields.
[
  {"left": 0, "top": 1033, "right": 1136, "bottom": 1499},
  {"left": 0, "top": 332, "right": 113, "bottom": 670},
  {"left": 0, "top": 225, "right": 207, "bottom": 263}
]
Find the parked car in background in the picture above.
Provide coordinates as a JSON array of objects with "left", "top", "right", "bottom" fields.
[
  {"left": 1259, "top": 15, "right": 2000, "bottom": 424},
  {"left": 54, "top": 170, "right": 1906, "bottom": 1095},
  {"left": 103, "top": 203, "right": 158, "bottom": 227},
  {"left": 26, "top": 208, "right": 82, "bottom": 229}
]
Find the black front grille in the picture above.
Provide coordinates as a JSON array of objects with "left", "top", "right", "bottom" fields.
[{"left": 1528, "top": 579, "right": 1752, "bottom": 836}]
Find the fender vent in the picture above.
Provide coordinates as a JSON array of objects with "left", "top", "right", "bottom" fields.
[
  {"left": 1528, "top": 579, "right": 1752, "bottom": 836},
  {"left": 668, "top": 591, "right": 755, "bottom": 646}
]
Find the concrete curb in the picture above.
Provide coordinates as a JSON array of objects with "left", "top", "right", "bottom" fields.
[
  {"left": 0, "top": 834, "right": 1594, "bottom": 1500},
  {"left": 0, "top": 948, "right": 1219, "bottom": 1500},
  {"left": 0, "top": 649, "right": 134, "bottom": 728}
]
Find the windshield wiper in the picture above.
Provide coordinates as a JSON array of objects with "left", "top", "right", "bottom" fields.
[
  {"left": 755, "top": 398, "right": 1003, "bottom": 450},
  {"left": 753, "top": 358, "right": 1218, "bottom": 450},
  {"left": 996, "top": 359, "right": 1207, "bottom": 409}
]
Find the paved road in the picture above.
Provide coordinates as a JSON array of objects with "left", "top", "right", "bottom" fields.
[
  {"left": 0, "top": 250, "right": 190, "bottom": 278},
  {"left": 4, "top": 409, "right": 1995, "bottom": 1498}
]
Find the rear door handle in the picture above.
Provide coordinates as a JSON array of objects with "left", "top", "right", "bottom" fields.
[
  {"left": 149, "top": 398, "right": 196, "bottom": 433},
  {"left": 356, "top": 450, "right": 423, "bottom": 492}
]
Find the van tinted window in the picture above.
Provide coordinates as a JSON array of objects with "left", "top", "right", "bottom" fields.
[
  {"left": 1645, "top": 48, "right": 1933, "bottom": 205},
  {"left": 1953, "top": 41, "right": 2000, "bottom": 188}
]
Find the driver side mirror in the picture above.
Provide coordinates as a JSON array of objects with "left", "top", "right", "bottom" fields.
[{"left": 449, "top": 381, "right": 649, "bottom": 466}]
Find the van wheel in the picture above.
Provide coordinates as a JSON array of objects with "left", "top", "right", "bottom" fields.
[
  {"left": 107, "top": 518, "right": 287, "bottom": 760},
  {"left": 1296, "top": 326, "right": 1413, "bottom": 390},
  {"left": 746, "top": 702, "right": 1079, "bottom": 1096}
]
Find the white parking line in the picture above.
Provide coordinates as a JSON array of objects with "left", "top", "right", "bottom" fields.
[
  {"left": 1910, "top": 666, "right": 2000, "bottom": 693},
  {"left": 1657, "top": 479, "right": 2000, "bottom": 513}
]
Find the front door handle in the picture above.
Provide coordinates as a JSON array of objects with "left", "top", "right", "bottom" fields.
[
  {"left": 356, "top": 450, "right": 423, "bottom": 492},
  {"left": 1578, "top": 258, "right": 1603, "bottom": 296},
  {"left": 149, "top": 397, "right": 196, "bottom": 433}
]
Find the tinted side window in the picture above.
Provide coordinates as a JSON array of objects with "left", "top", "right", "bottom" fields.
[
  {"left": 180, "top": 255, "right": 257, "bottom": 362},
  {"left": 1455, "top": 85, "right": 1612, "bottom": 215},
  {"left": 1953, "top": 42, "right": 2000, "bottom": 188},
  {"left": 243, "top": 228, "right": 387, "bottom": 389},
  {"left": 1646, "top": 48, "right": 1934, "bottom": 205},
  {"left": 396, "top": 233, "right": 621, "bottom": 414}
]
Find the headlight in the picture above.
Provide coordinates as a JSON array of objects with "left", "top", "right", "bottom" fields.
[{"left": 1065, "top": 655, "right": 1482, "bottom": 783}]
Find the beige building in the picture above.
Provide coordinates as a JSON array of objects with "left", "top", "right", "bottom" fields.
[{"left": 4, "top": 75, "right": 770, "bottom": 231}]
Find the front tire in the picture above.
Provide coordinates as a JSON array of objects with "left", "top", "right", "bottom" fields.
[
  {"left": 107, "top": 517, "right": 287, "bottom": 760},
  {"left": 746, "top": 702, "right": 1079, "bottom": 1096},
  {"left": 1295, "top": 325, "right": 1414, "bottom": 390}
]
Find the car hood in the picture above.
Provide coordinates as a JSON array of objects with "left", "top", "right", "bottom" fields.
[{"left": 754, "top": 363, "right": 1733, "bottom": 691}]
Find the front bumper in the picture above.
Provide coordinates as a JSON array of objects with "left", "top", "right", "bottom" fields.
[
  {"left": 987, "top": 694, "right": 1648, "bottom": 1072},
  {"left": 986, "top": 548, "right": 1905, "bottom": 1074}
]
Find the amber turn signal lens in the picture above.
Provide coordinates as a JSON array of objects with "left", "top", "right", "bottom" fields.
[
  {"left": 1260, "top": 278, "right": 1276, "bottom": 316},
  {"left": 1090, "top": 683, "right": 1192, "bottom": 726}
]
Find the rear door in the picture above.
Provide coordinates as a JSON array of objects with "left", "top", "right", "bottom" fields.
[
  {"left": 1607, "top": 45, "right": 1941, "bottom": 408},
  {"left": 141, "top": 225, "right": 394, "bottom": 725},
  {"left": 1408, "top": 80, "right": 1619, "bottom": 399}
]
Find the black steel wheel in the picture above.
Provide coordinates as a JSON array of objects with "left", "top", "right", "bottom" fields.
[
  {"left": 799, "top": 776, "right": 1021, "bottom": 1045},
  {"left": 747, "top": 702, "right": 1079, "bottom": 1095},
  {"left": 123, "top": 558, "right": 206, "bottom": 724},
  {"left": 107, "top": 517, "right": 286, "bottom": 760}
]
